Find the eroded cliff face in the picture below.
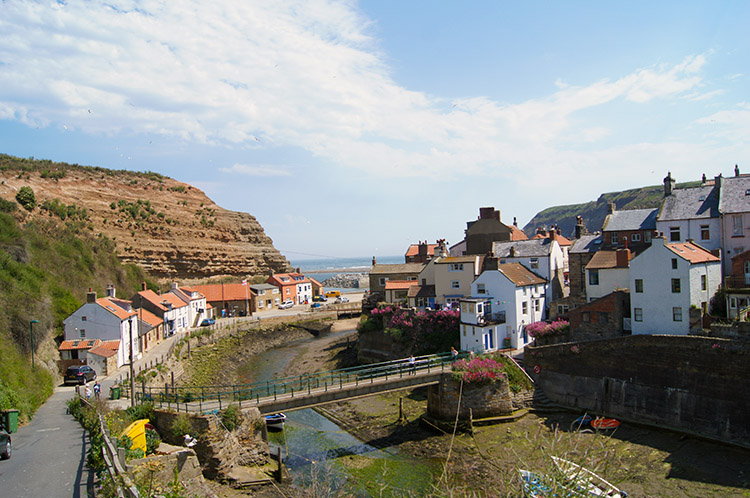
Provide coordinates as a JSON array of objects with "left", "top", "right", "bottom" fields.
[{"left": 0, "top": 166, "right": 291, "bottom": 281}]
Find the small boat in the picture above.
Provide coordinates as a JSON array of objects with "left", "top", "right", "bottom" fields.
[
  {"left": 590, "top": 418, "right": 620, "bottom": 430},
  {"left": 552, "top": 456, "right": 628, "bottom": 498},
  {"left": 519, "top": 469, "right": 554, "bottom": 497},
  {"left": 265, "top": 413, "right": 286, "bottom": 429},
  {"left": 121, "top": 418, "right": 149, "bottom": 452},
  {"left": 572, "top": 414, "right": 592, "bottom": 428}
]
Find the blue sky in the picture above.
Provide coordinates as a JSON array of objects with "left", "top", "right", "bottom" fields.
[{"left": 1, "top": 1, "right": 749, "bottom": 261}]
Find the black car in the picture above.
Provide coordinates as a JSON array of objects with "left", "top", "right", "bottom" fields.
[
  {"left": 0, "top": 424, "right": 10, "bottom": 460},
  {"left": 64, "top": 365, "right": 97, "bottom": 385}
]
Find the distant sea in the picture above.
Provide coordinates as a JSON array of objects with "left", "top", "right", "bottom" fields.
[{"left": 291, "top": 255, "right": 402, "bottom": 292}]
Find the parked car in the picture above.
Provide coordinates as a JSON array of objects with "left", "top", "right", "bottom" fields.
[
  {"left": 335, "top": 296, "right": 350, "bottom": 303},
  {"left": 279, "top": 300, "right": 294, "bottom": 309},
  {"left": 200, "top": 318, "right": 216, "bottom": 326},
  {"left": 325, "top": 290, "right": 341, "bottom": 298},
  {"left": 64, "top": 365, "right": 96, "bottom": 385},
  {"left": 312, "top": 295, "right": 328, "bottom": 302},
  {"left": 310, "top": 302, "right": 324, "bottom": 309},
  {"left": 0, "top": 424, "right": 10, "bottom": 460}
]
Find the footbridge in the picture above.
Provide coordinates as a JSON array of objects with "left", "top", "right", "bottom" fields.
[{"left": 135, "top": 353, "right": 457, "bottom": 414}]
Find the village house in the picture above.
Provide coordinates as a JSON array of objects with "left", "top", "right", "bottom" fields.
[
  {"left": 58, "top": 338, "right": 101, "bottom": 363},
  {"left": 404, "top": 241, "right": 438, "bottom": 263},
  {"left": 724, "top": 249, "right": 750, "bottom": 319},
  {"left": 62, "top": 287, "right": 140, "bottom": 368},
  {"left": 384, "top": 280, "right": 419, "bottom": 303},
  {"left": 130, "top": 287, "right": 181, "bottom": 337},
  {"left": 249, "top": 283, "right": 281, "bottom": 311},
  {"left": 451, "top": 207, "right": 528, "bottom": 256},
  {"left": 135, "top": 307, "right": 164, "bottom": 353},
  {"left": 491, "top": 235, "right": 567, "bottom": 303},
  {"left": 551, "top": 229, "right": 602, "bottom": 320},
  {"left": 718, "top": 169, "right": 750, "bottom": 276},
  {"left": 267, "top": 271, "right": 314, "bottom": 305},
  {"left": 192, "top": 282, "right": 252, "bottom": 317},
  {"left": 568, "top": 290, "right": 631, "bottom": 341},
  {"left": 630, "top": 237, "right": 721, "bottom": 335},
  {"left": 601, "top": 203, "right": 658, "bottom": 253},
  {"left": 368, "top": 260, "right": 425, "bottom": 298},
  {"left": 433, "top": 255, "right": 484, "bottom": 308},
  {"left": 460, "top": 260, "right": 547, "bottom": 352},
  {"left": 163, "top": 283, "right": 209, "bottom": 326},
  {"left": 584, "top": 249, "right": 632, "bottom": 302},
  {"left": 85, "top": 340, "right": 121, "bottom": 376},
  {"left": 656, "top": 172, "right": 722, "bottom": 254}
]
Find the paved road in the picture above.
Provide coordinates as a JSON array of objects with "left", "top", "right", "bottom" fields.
[{"left": 0, "top": 386, "right": 94, "bottom": 498}]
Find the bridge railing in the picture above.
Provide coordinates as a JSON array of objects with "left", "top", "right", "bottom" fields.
[{"left": 135, "top": 352, "right": 459, "bottom": 412}]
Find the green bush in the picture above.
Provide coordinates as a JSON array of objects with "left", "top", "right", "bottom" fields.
[
  {"left": 221, "top": 404, "right": 241, "bottom": 432},
  {"left": 145, "top": 428, "right": 161, "bottom": 455},
  {"left": 170, "top": 413, "right": 194, "bottom": 440},
  {"left": 0, "top": 198, "right": 16, "bottom": 213},
  {"left": 15, "top": 186, "right": 36, "bottom": 211},
  {"left": 126, "top": 401, "right": 154, "bottom": 421}
]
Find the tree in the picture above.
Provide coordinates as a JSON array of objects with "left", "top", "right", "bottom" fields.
[{"left": 15, "top": 186, "right": 37, "bottom": 211}]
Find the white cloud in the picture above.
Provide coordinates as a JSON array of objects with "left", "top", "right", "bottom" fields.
[{"left": 221, "top": 163, "right": 292, "bottom": 177}]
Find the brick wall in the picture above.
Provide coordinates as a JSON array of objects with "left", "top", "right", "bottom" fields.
[
  {"left": 568, "top": 290, "right": 629, "bottom": 341},
  {"left": 525, "top": 335, "right": 750, "bottom": 447}
]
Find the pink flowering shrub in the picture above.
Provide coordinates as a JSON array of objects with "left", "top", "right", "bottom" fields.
[
  {"left": 359, "top": 305, "right": 460, "bottom": 355},
  {"left": 525, "top": 320, "right": 569, "bottom": 338},
  {"left": 451, "top": 357, "right": 508, "bottom": 384}
]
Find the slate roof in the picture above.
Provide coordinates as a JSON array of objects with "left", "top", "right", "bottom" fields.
[
  {"left": 602, "top": 208, "right": 658, "bottom": 232},
  {"left": 585, "top": 250, "right": 631, "bottom": 270},
  {"left": 659, "top": 185, "right": 719, "bottom": 221},
  {"left": 666, "top": 242, "right": 721, "bottom": 264},
  {"left": 370, "top": 263, "right": 425, "bottom": 274},
  {"left": 497, "top": 263, "right": 547, "bottom": 287},
  {"left": 569, "top": 235, "right": 602, "bottom": 254},
  {"left": 719, "top": 175, "right": 750, "bottom": 214},
  {"left": 492, "top": 238, "right": 556, "bottom": 258},
  {"left": 407, "top": 284, "right": 436, "bottom": 298}
]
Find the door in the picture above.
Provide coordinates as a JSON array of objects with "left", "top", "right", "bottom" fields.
[{"left": 745, "top": 261, "right": 750, "bottom": 285}]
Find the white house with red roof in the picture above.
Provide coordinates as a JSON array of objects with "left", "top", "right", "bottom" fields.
[
  {"left": 159, "top": 292, "right": 191, "bottom": 333},
  {"left": 62, "top": 287, "right": 140, "bottom": 367},
  {"left": 267, "top": 272, "right": 314, "bottom": 305},
  {"left": 164, "top": 283, "right": 208, "bottom": 327},
  {"left": 460, "top": 260, "right": 548, "bottom": 352},
  {"left": 630, "top": 237, "right": 721, "bottom": 335},
  {"left": 130, "top": 287, "right": 182, "bottom": 336}
]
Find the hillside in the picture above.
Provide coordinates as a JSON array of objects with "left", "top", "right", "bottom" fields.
[
  {"left": 0, "top": 208, "right": 158, "bottom": 421},
  {"left": 523, "top": 181, "right": 701, "bottom": 237},
  {"left": 0, "top": 154, "right": 292, "bottom": 281}
]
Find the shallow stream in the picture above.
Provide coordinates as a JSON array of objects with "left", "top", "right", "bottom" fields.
[{"left": 236, "top": 328, "right": 440, "bottom": 496}]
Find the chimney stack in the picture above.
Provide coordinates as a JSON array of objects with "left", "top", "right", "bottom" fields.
[
  {"left": 513, "top": 217, "right": 518, "bottom": 227},
  {"left": 663, "top": 171, "right": 675, "bottom": 197},
  {"left": 87, "top": 288, "right": 96, "bottom": 303},
  {"left": 549, "top": 230, "right": 557, "bottom": 242},
  {"left": 106, "top": 284, "right": 115, "bottom": 298},
  {"left": 372, "top": 256, "right": 377, "bottom": 265},
  {"left": 575, "top": 216, "right": 586, "bottom": 239},
  {"left": 141, "top": 281, "right": 147, "bottom": 291},
  {"left": 607, "top": 201, "right": 616, "bottom": 214},
  {"left": 735, "top": 165, "right": 740, "bottom": 177},
  {"left": 616, "top": 248, "right": 631, "bottom": 268},
  {"left": 509, "top": 246, "right": 516, "bottom": 257},
  {"left": 702, "top": 173, "right": 707, "bottom": 184},
  {"left": 715, "top": 174, "right": 723, "bottom": 192}
]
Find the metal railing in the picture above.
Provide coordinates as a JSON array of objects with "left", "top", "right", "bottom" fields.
[{"left": 135, "top": 352, "right": 462, "bottom": 413}]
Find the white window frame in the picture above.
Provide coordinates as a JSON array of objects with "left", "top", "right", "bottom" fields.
[
  {"left": 700, "top": 225, "right": 710, "bottom": 241},
  {"left": 673, "top": 307, "right": 683, "bottom": 322},
  {"left": 449, "top": 263, "right": 464, "bottom": 271},
  {"left": 631, "top": 233, "right": 642, "bottom": 242},
  {"left": 670, "top": 226, "right": 680, "bottom": 242},
  {"left": 733, "top": 215, "right": 744, "bottom": 237},
  {"left": 634, "top": 308, "right": 643, "bottom": 322},
  {"left": 522, "top": 301, "right": 528, "bottom": 314},
  {"left": 477, "top": 283, "right": 486, "bottom": 294}
]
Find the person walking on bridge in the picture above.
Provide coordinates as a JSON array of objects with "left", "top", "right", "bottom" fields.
[{"left": 408, "top": 354, "right": 416, "bottom": 375}]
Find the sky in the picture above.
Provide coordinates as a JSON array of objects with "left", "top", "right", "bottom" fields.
[{"left": 2, "top": 1, "right": 750, "bottom": 261}]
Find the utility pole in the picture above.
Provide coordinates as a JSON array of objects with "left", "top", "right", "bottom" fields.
[{"left": 129, "top": 318, "right": 136, "bottom": 408}]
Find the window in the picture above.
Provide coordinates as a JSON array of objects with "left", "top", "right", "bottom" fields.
[
  {"left": 82, "top": 316, "right": 87, "bottom": 321},
  {"left": 672, "top": 258, "right": 678, "bottom": 269},
  {"left": 582, "top": 311, "right": 590, "bottom": 322},
  {"left": 379, "top": 277, "right": 388, "bottom": 286},
  {"left": 477, "top": 283, "right": 486, "bottom": 294},
  {"left": 670, "top": 227, "right": 680, "bottom": 242},
  {"left": 534, "top": 299, "right": 540, "bottom": 312},
  {"left": 634, "top": 308, "right": 643, "bottom": 322},
  {"left": 522, "top": 301, "right": 528, "bottom": 314},
  {"left": 631, "top": 233, "right": 641, "bottom": 242},
  {"left": 450, "top": 263, "right": 464, "bottom": 271},
  {"left": 557, "top": 304, "right": 569, "bottom": 315},
  {"left": 461, "top": 302, "right": 467, "bottom": 312},
  {"left": 523, "top": 287, "right": 527, "bottom": 295},
  {"left": 589, "top": 270, "right": 599, "bottom": 286},
  {"left": 407, "top": 276, "right": 416, "bottom": 281},
  {"left": 611, "top": 232, "right": 619, "bottom": 245},
  {"left": 645, "top": 231, "right": 652, "bottom": 243},
  {"left": 745, "top": 261, "right": 750, "bottom": 274},
  {"left": 671, "top": 278, "right": 681, "bottom": 293},
  {"left": 701, "top": 274, "right": 707, "bottom": 291},
  {"left": 673, "top": 307, "right": 683, "bottom": 322},
  {"left": 701, "top": 225, "right": 710, "bottom": 240},
  {"left": 635, "top": 279, "right": 643, "bottom": 293},
  {"left": 734, "top": 215, "right": 744, "bottom": 236},
  {"left": 451, "top": 280, "right": 460, "bottom": 289},
  {"left": 530, "top": 258, "right": 539, "bottom": 269}
]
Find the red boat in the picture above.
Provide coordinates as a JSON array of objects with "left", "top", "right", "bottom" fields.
[{"left": 590, "top": 418, "right": 620, "bottom": 430}]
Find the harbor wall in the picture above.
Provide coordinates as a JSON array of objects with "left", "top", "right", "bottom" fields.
[{"left": 525, "top": 335, "right": 750, "bottom": 447}]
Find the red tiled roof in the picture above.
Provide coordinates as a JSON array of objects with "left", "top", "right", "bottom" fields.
[
  {"left": 191, "top": 283, "right": 251, "bottom": 302},
  {"left": 59, "top": 339, "right": 101, "bottom": 351},
  {"left": 667, "top": 242, "right": 721, "bottom": 264},
  {"left": 136, "top": 290, "right": 168, "bottom": 311},
  {"left": 532, "top": 233, "right": 571, "bottom": 246},
  {"left": 137, "top": 308, "right": 163, "bottom": 327},
  {"left": 160, "top": 293, "right": 188, "bottom": 309},
  {"left": 99, "top": 340, "right": 121, "bottom": 351},
  {"left": 510, "top": 226, "right": 529, "bottom": 241},
  {"left": 267, "top": 273, "right": 311, "bottom": 286},
  {"left": 405, "top": 244, "right": 438, "bottom": 258},
  {"left": 88, "top": 344, "right": 118, "bottom": 358},
  {"left": 385, "top": 280, "right": 420, "bottom": 290},
  {"left": 97, "top": 298, "right": 135, "bottom": 320}
]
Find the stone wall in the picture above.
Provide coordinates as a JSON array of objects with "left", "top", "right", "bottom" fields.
[
  {"left": 427, "top": 373, "right": 514, "bottom": 420},
  {"left": 358, "top": 327, "right": 406, "bottom": 363},
  {"left": 525, "top": 335, "right": 750, "bottom": 447}
]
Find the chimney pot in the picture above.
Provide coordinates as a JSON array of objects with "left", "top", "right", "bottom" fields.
[{"left": 735, "top": 164, "right": 740, "bottom": 177}]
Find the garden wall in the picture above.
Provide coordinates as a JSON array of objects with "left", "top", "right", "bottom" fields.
[{"left": 526, "top": 335, "right": 750, "bottom": 447}]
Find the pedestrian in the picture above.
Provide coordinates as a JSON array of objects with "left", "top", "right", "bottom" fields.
[
  {"left": 451, "top": 346, "right": 458, "bottom": 362},
  {"left": 85, "top": 384, "right": 92, "bottom": 400},
  {"left": 93, "top": 381, "right": 101, "bottom": 400},
  {"left": 408, "top": 354, "right": 416, "bottom": 375}
]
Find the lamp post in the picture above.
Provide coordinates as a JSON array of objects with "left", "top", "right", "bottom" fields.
[{"left": 29, "top": 319, "right": 39, "bottom": 368}]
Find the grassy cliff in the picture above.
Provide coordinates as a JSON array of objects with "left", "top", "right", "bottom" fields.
[
  {"left": 523, "top": 181, "right": 701, "bottom": 237},
  {"left": 0, "top": 205, "right": 156, "bottom": 421}
]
